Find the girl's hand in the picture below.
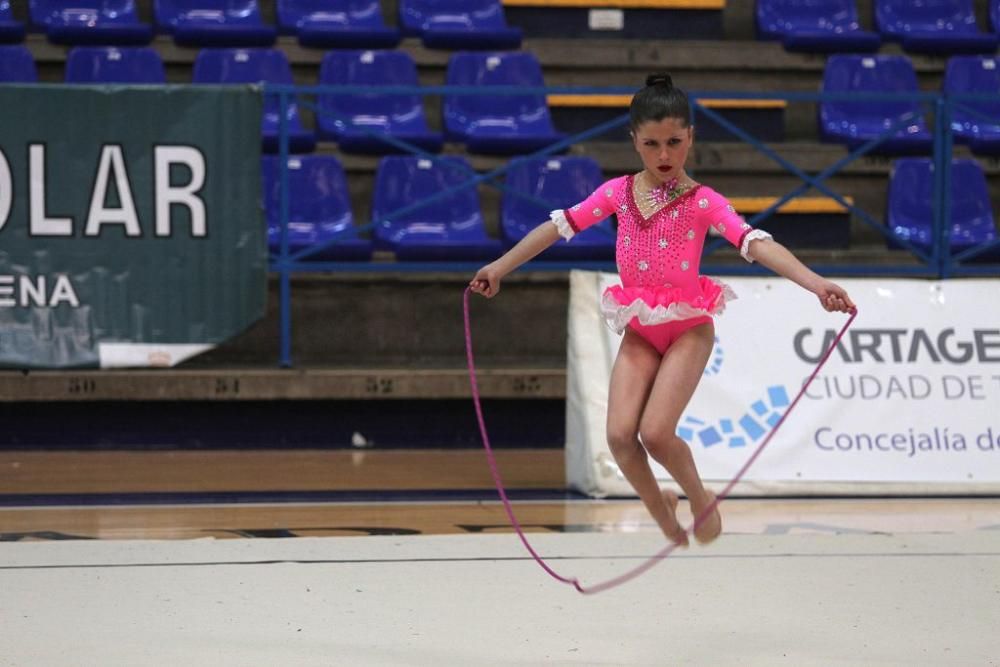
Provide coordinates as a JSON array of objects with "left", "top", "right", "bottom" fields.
[
  {"left": 814, "top": 279, "right": 856, "bottom": 313},
  {"left": 469, "top": 263, "right": 501, "bottom": 298}
]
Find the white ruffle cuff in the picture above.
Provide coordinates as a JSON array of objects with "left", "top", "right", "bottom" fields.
[
  {"left": 549, "top": 209, "right": 575, "bottom": 240},
  {"left": 740, "top": 229, "right": 773, "bottom": 262}
]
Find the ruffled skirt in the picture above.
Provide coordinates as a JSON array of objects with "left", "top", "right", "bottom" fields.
[{"left": 601, "top": 276, "right": 737, "bottom": 334}]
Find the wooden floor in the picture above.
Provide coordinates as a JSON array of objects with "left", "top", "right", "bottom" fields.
[
  {"left": 2, "top": 450, "right": 997, "bottom": 542},
  {"left": 0, "top": 450, "right": 564, "bottom": 494}
]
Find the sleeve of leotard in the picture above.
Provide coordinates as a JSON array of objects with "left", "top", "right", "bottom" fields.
[
  {"left": 549, "top": 177, "right": 625, "bottom": 240},
  {"left": 701, "top": 189, "right": 773, "bottom": 263}
]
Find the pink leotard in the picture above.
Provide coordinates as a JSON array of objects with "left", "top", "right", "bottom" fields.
[{"left": 551, "top": 174, "right": 772, "bottom": 354}]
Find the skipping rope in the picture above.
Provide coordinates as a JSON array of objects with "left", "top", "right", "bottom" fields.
[{"left": 463, "top": 286, "right": 858, "bottom": 595}]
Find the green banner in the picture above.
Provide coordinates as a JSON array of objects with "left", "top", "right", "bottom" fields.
[{"left": 0, "top": 85, "right": 266, "bottom": 368}]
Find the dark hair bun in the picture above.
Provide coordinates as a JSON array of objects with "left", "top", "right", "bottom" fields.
[{"left": 645, "top": 73, "right": 674, "bottom": 89}]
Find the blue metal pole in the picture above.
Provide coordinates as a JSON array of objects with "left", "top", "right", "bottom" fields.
[
  {"left": 278, "top": 91, "right": 293, "bottom": 367},
  {"left": 931, "top": 98, "right": 945, "bottom": 279},
  {"left": 940, "top": 99, "right": 954, "bottom": 280}
]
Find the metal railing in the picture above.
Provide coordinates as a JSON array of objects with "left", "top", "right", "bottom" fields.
[{"left": 266, "top": 84, "right": 1000, "bottom": 366}]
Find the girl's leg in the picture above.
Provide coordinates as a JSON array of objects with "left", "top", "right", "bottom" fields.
[
  {"left": 607, "top": 329, "right": 688, "bottom": 545},
  {"left": 638, "top": 321, "right": 723, "bottom": 544}
]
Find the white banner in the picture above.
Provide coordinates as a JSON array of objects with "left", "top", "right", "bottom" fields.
[{"left": 566, "top": 271, "right": 1000, "bottom": 496}]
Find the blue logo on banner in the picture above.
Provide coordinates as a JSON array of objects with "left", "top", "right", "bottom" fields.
[{"left": 678, "top": 385, "right": 791, "bottom": 448}]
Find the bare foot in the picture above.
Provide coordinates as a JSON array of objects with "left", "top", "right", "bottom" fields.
[
  {"left": 659, "top": 489, "right": 689, "bottom": 547},
  {"left": 691, "top": 490, "right": 722, "bottom": 545}
]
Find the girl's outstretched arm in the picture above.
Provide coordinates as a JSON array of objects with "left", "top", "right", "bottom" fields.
[
  {"left": 469, "top": 222, "right": 563, "bottom": 298},
  {"left": 745, "top": 237, "right": 856, "bottom": 313}
]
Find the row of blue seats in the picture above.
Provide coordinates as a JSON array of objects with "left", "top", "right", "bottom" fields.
[
  {"left": 0, "top": 46, "right": 563, "bottom": 156},
  {"left": 3, "top": 43, "right": 999, "bottom": 157},
  {"left": 6, "top": 1, "right": 1000, "bottom": 57},
  {"left": 822, "top": 54, "right": 1000, "bottom": 155},
  {"left": 264, "top": 155, "right": 613, "bottom": 262},
  {"left": 758, "top": 0, "right": 1000, "bottom": 55},
  {"left": 0, "top": 0, "right": 520, "bottom": 50},
  {"left": 264, "top": 154, "right": 998, "bottom": 263}
]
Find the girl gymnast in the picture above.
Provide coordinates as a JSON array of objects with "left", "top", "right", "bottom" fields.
[{"left": 470, "top": 73, "right": 855, "bottom": 546}]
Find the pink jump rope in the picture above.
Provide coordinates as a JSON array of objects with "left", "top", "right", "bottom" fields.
[{"left": 463, "top": 286, "right": 857, "bottom": 595}]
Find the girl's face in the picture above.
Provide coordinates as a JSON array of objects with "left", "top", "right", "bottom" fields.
[{"left": 631, "top": 117, "right": 694, "bottom": 184}]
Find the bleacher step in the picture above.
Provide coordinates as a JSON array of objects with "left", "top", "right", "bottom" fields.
[{"left": 0, "top": 368, "right": 567, "bottom": 401}]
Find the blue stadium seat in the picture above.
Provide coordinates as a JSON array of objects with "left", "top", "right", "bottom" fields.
[
  {"left": 372, "top": 156, "right": 502, "bottom": 261},
  {"left": 262, "top": 155, "right": 372, "bottom": 261},
  {"left": 0, "top": 45, "right": 36, "bottom": 81},
  {"left": 819, "top": 55, "right": 932, "bottom": 154},
  {"left": 155, "top": 0, "right": 277, "bottom": 47},
  {"left": 887, "top": 158, "right": 998, "bottom": 258},
  {"left": 399, "top": 0, "right": 521, "bottom": 50},
  {"left": 277, "top": 0, "right": 400, "bottom": 49},
  {"left": 874, "top": 0, "right": 998, "bottom": 54},
  {"left": 0, "top": 1, "right": 25, "bottom": 43},
  {"left": 993, "top": 0, "right": 1000, "bottom": 34},
  {"left": 317, "top": 50, "right": 442, "bottom": 155},
  {"left": 29, "top": 0, "right": 152, "bottom": 45},
  {"left": 193, "top": 48, "right": 315, "bottom": 153},
  {"left": 444, "top": 52, "right": 565, "bottom": 155},
  {"left": 755, "top": 0, "right": 880, "bottom": 53},
  {"left": 502, "top": 157, "right": 614, "bottom": 261},
  {"left": 65, "top": 46, "right": 165, "bottom": 83},
  {"left": 945, "top": 56, "right": 1000, "bottom": 155}
]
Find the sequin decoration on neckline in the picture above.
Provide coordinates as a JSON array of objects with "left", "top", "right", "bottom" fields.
[
  {"left": 644, "top": 176, "right": 691, "bottom": 208},
  {"left": 628, "top": 174, "right": 702, "bottom": 226}
]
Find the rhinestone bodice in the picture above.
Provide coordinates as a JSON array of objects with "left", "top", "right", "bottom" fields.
[
  {"left": 553, "top": 174, "right": 771, "bottom": 333},
  {"left": 616, "top": 175, "right": 708, "bottom": 298},
  {"left": 560, "top": 174, "right": 752, "bottom": 299}
]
